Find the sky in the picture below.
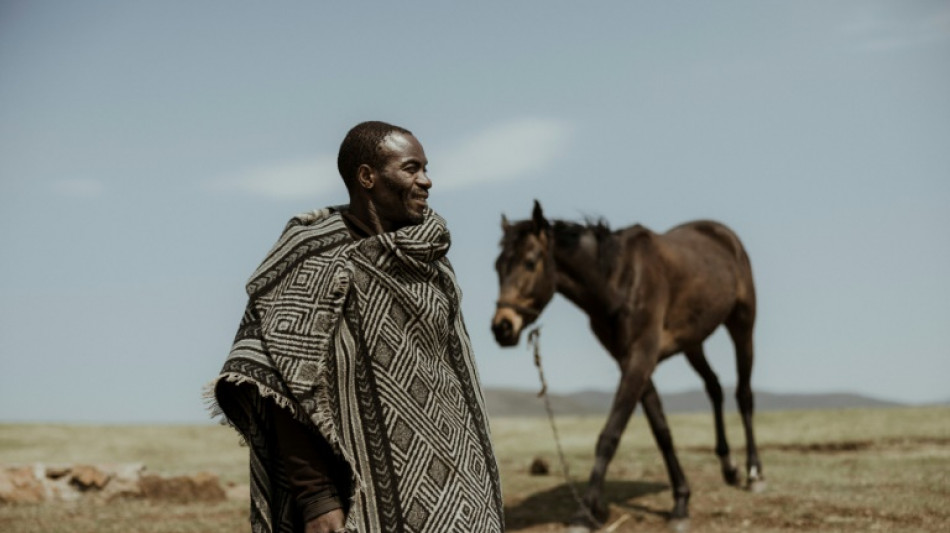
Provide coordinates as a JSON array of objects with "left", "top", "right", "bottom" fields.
[{"left": 1, "top": 1, "right": 948, "bottom": 423}]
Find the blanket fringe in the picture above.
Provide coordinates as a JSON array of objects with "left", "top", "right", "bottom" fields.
[
  {"left": 206, "top": 372, "right": 368, "bottom": 504},
  {"left": 203, "top": 373, "right": 303, "bottom": 449},
  {"left": 201, "top": 378, "right": 226, "bottom": 421}
]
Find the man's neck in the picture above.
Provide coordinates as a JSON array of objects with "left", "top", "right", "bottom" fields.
[
  {"left": 342, "top": 194, "right": 394, "bottom": 237},
  {"left": 340, "top": 208, "right": 379, "bottom": 239}
]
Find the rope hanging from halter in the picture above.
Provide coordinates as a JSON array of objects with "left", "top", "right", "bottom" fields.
[{"left": 527, "top": 326, "right": 603, "bottom": 530}]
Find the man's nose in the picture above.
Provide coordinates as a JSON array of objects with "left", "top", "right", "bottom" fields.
[{"left": 417, "top": 172, "right": 432, "bottom": 189}]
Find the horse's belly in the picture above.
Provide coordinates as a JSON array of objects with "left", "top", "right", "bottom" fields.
[{"left": 661, "top": 304, "right": 732, "bottom": 352}]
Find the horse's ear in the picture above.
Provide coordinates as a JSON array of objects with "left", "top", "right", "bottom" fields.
[
  {"left": 532, "top": 199, "right": 550, "bottom": 233},
  {"left": 501, "top": 214, "right": 510, "bottom": 231}
]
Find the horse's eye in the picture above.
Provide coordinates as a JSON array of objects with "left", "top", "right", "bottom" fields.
[{"left": 524, "top": 259, "right": 537, "bottom": 271}]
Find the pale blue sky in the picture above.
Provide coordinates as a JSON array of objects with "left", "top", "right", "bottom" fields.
[{"left": 1, "top": 1, "right": 948, "bottom": 423}]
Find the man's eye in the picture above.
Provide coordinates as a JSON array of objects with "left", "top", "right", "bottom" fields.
[{"left": 524, "top": 259, "right": 537, "bottom": 271}]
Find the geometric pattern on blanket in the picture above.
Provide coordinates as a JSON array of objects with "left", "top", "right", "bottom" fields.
[{"left": 212, "top": 207, "right": 504, "bottom": 533}]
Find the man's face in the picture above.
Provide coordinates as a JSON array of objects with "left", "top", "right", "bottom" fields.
[{"left": 369, "top": 132, "right": 432, "bottom": 231}]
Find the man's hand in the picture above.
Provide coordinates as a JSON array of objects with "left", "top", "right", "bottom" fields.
[{"left": 304, "top": 508, "right": 345, "bottom": 533}]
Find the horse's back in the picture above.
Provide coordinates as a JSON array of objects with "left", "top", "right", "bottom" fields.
[
  {"left": 611, "top": 219, "right": 755, "bottom": 308},
  {"left": 666, "top": 220, "right": 748, "bottom": 262},
  {"left": 613, "top": 220, "right": 749, "bottom": 273}
]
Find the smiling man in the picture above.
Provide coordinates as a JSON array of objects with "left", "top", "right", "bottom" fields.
[
  {"left": 341, "top": 125, "right": 431, "bottom": 233},
  {"left": 211, "top": 121, "right": 504, "bottom": 533}
]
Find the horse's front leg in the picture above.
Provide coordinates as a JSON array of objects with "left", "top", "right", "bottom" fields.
[{"left": 573, "top": 345, "right": 656, "bottom": 529}]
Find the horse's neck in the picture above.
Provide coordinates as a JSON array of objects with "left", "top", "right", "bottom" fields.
[{"left": 552, "top": 230, "right": 624, "bottom": 319}]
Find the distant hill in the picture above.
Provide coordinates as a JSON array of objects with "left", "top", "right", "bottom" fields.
[{"left": 483, "top": 386, "right": 906, "bottom": 418}]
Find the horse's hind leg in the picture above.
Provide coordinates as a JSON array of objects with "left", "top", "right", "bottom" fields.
[
  {"left": 685, "top": 346, "right": 740, "bottom": 486},
  {"left": 641, "top": 379, "right": 690, "bottom": 520},
  {"left": 726, "top": 309, "right": 765, "bottom": 492}
]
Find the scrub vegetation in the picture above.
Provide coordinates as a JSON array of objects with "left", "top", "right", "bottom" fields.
[{"left": 1, "top": 406, "right": 948, "bottom": 532}]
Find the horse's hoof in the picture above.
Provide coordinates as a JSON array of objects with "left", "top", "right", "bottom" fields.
[
  {"left": 670, "top": 494, "right": 690, "bottom": 523},
  {"left": 723, "top": 467, "right": 741, "bottom": 486},
  {"left": 668, "top": 518, "right": 691, "bottom": 533},
  {"left": 747, "top": 479, "right": 767, "bottom": 493},
  {"left": 568, "top": 513, "right": 600, "bottom": 531},
  {"left": 568, "top": 507, "right": 603, "bottom": 532}
]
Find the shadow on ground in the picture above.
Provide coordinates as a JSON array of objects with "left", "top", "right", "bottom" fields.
[{"left": 505, "top": 480, "right": 668, "bottom": 529}]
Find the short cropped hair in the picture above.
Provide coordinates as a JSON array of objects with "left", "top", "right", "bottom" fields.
[{"left": 337, "top": 121, "right": 413, "bottom": 188}]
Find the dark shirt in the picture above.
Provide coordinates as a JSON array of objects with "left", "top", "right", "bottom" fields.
[{"left": 271, "top": 404, "right": 345, "bottom": 522}]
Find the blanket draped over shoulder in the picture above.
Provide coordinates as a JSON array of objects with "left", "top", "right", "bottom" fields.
[{"left": 211, "top": 208, "right": 504, "bottom": 533}]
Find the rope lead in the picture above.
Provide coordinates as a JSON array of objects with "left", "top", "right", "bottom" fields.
[{"left": 527, "top": 326, "right": 603, "bottom": 530}]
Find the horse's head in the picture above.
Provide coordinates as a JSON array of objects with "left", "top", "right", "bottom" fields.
[{"left": 492, "top": 200, "right": 557, "bottom": 347}]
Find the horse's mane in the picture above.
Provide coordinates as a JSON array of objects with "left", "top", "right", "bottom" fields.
[
  {"left": 552, "top": 217, "right": 611, "bottom": 249},
  {"left": 552, "top": 218, "right": 620, "bottom": 275}
]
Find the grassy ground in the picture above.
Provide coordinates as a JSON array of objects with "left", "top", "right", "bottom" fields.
[{"left": 1, "top": 407, "right": 948, "bottom": 532}]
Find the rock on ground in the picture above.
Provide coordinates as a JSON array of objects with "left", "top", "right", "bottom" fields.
[{"left": 0, "top": 464, "right": 227, "bottom": 504}]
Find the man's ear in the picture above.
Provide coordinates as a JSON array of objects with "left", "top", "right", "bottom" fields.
[{"left": 357, "top": 164, "right": 375, "bottom": 190}]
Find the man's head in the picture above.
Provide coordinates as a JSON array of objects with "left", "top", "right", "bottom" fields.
[{"left": 338, "top": 121, "right": 432, "bottom": 232}]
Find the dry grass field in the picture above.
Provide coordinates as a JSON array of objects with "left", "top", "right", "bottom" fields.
[{"left": 1, "top": 406, "right": 948, "bottom": 532}]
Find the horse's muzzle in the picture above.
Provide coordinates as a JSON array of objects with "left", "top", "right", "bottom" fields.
[{"left": 492, "top": 317, "right": 519, "bottom": 347}]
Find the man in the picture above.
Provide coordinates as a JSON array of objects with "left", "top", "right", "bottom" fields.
[{"left": 210, "top": 121, "right": 504, "bottom": 533}]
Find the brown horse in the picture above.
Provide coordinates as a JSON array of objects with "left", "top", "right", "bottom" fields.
[{"left": 492, "top": 200, "right": 764, "bottom": 528}]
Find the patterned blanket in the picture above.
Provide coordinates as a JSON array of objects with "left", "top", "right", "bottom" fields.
[{"left": 210, "top": 207, "right": 504, "bottom": 533}]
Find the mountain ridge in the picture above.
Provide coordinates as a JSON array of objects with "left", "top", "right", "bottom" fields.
[{"left": 483, "top": 386, "right": 912, "bottom": 418}]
